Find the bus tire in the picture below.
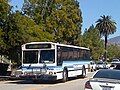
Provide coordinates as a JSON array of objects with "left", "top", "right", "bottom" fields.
[
  {"left": 82, "top": 66, "right": 86, "bottom": 78},
  {"left": 62, "top": 69, "right": 68, "bottom": 82}
]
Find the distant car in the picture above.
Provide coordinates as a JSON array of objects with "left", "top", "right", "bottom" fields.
[
  {"left": 112, "top": 59, "right": 119, "bottom": 62},
  {"left": 110, "top": 59, "right": 120, "bottom": 69},
  {"left": 114, "top": 64, "right": 120, "bottom": 70},
  {"left": 85, "top": 69, "right": 120, "bottom": 90},
  {"left": 95, "top": 61, "right": 108, "bottom": 70}
]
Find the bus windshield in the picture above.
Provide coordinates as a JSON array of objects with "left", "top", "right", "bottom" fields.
[
  {"left": 23, "top": 51, "right": 38, "bottom": 63},
  {"left": 40, "top": 50, "right": 55, "bottom": 63}
]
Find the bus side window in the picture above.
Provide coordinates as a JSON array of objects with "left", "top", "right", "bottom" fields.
[
  {"left": 73, "top": 50, "right": 77, "bottom": 60},
  {"left": 79, "top": 50, "right": 84, "bottom": 60},
  {"left": 68, "top": 51, "right": 73, "bottom": 60},
  {"left": 84, "top": 50, "right": 90, "bottom": 60}
]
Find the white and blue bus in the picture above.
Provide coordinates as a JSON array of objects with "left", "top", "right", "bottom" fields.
[{"left": 19, "top": 42, "right": 91, "bottom": 82}]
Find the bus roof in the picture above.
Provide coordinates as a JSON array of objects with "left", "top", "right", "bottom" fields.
[{"left": 22, "top": 42, "right": 90, "bottom": 50}]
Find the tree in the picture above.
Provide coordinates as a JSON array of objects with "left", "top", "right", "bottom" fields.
[
  {"left": 1, "top": 0, "right": 83, "bottom": 64},
  {"left": 82, "top": 25, "right": 104, "bottom": 60},
  {"left": 0, "top": 0, "right": 10, "bottom": 21},
  {"left": 107, "top": 45, "right": 120, "bottom": 61},
  {"left": 22, "top": 0, "right": 82, "bottom": 45},
  {"left": 0, "top": 0, "right": 11, "bottom": 55},
  {"left": 5, "top": 11, "right": 53, "bottom": 63},
  {"left": 96, "top": 15, "right": 116, "bottom": 61}
]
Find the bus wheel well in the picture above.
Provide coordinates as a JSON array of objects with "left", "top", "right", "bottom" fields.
[
  {"left": 82, "top": 65, "right": 85, "bottom": 68},
  {"left": 63, "top": 67, "right": 68, "bottom": 75},
  {"left": 63, "top": 67, "right": 68, "bottom": 72},
  {"left": 62, "top": 67, "right": 68, "bottom": 82},
  {"left": 82, "top": 65, "right": 86, "bottom": 77}
]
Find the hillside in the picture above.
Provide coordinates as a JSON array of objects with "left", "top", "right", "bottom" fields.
[{"left": 108, "top": 36, "right": 120, "bottom": 45}]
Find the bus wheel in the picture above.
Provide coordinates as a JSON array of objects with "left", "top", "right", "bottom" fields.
[
  {"left": 62, "top": 69, "right": 68, "bottom": 82},
  {"left": 82, "top": 66, "right": 86, "bottom": 78}
]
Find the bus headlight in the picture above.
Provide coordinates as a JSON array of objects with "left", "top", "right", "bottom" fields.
[
  {"left": 49, "top": 71, "right": 57, "bottom": 75},
  {"left": 54, "top": 72, "right": 56, "bottom": 74},
  {"left": 49, "top": 71, "right": 53, "bottom": 75}
]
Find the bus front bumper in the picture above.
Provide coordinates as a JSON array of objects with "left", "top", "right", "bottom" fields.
[{"left": 19, "top": 74, "right": 57, "bottom": 81}]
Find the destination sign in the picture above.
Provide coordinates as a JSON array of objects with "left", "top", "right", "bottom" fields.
[{"left": 26, "top": 44, "right": 51, "bottom": 49}]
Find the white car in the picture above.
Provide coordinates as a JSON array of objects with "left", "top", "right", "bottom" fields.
[
  {"left": 85, "top": 69, "right": 120, "bottom": 90},
  {"left": 112, "top": 59, "right": 119, "bottom": 62},
  {"left": 110, "top": 59, "right": 120, "bottom": 69},
  {"left": 95, "top": 61, "right": 108, "bottom": 70}
]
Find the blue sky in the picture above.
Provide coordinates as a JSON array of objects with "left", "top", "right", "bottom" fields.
[
  {"left": 10, "top": 0, "right": 120, "bottom": 39},
  {"left": 78, "top": 0, "right": 120, "bottom": 38}
]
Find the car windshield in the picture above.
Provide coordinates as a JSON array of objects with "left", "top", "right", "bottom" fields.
[
  {"left": 40, "top": 50, "right": 55, "bottom": 63},
  {"left": 23, "top": 51, "right": 38, "bottom": 63},
  {"left": 112, "top": 59, "right": 119, "bottom": 62},
  {"left": 93, "top": 69, "right": 120, "bottom": 80}
]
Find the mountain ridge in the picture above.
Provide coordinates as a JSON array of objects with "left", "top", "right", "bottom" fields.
[{"left": 108, "top": 36, "right": 120, "bottom": 45}]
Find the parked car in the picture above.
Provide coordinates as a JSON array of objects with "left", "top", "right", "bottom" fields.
[
  {"left": 114, "top": 64, "right": 120, "bottom": 70},
  {"left": 95, "top": 61, "right": 108, "bottom": 70},
  {"left": 112, "top": 59, "right": 120, "bottom": 62},
  {"left": 85, "top": 69, "right": 120, "bottom": 90},
  {"left": 110, "top": 59, "right": 120, "bottom": 69}
]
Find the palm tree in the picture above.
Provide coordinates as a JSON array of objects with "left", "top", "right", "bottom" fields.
[{"left": 96, "top": 15, "right": 116, "bottom": 61}]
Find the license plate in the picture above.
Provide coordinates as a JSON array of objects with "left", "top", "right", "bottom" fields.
[{"left": 102, "top": 87, "right": 112, "bottom": 90}]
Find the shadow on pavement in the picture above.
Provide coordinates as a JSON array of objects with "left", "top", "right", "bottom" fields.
[{"left": 6, "top": 76, "right": 86, "bottom": 85}]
